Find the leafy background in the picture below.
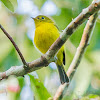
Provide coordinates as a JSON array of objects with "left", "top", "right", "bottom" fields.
[{"left": 0, "top": 0, "right": 100, "bottom": 100}]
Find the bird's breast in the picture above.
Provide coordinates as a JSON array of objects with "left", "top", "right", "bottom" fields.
[{"left": 34, "top": 23, "right": 59, "bottom": 54}]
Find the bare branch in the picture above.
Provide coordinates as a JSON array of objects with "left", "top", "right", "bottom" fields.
[
  {"left": 53, "top": 12, "right": 98, "bottom": 100},
  {"left": 0, "top": 25, "right": 28, "bottom": 67},
  {"left": 0, "top": 0, "right": 100, "bottom": 81},
  {"left": 67, "top": 13, "right": 98, "bottom": 78},
  {"left": 0, "top": 57, "right": 49, "bottom": 80}
]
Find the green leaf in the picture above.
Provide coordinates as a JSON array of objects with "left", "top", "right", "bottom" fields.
[
  {"left": 1, "top": 0, "right": 17, "bottom": 12},
  {"left": 29, "top": 74, "right": 51, "bottom": 100},
  {"left": 89, "top": 94, "right": 99, "bottom": 98},
  {"left": 10, "top": 0, "right": 18, "bottom": 11},
  {"left": 80, "top": 94, "right": 100, "bottom": 100}
]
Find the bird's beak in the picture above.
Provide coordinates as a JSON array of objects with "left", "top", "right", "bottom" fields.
[{"left": 31, "top": 17, "right": 36, "bottom": 20}]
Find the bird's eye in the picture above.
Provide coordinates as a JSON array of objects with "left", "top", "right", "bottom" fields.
[
  {"left": 42, "top": 17, "right": 44, "bottom": 19},
  {"left": 37, "top": 17, "right": 39, "bottom": 19}
]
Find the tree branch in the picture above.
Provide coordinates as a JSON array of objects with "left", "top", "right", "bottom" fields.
[
  {"left": 53, "top": 12, "right": 98, "bottom": 100},
  {"left": 0, "top": 0, "right": 100, "bottom": 81},
  {"left": 67, "top": 13, "right": 98, "bottom": 78},
  {"left": 0, "top": 24, "right": 28, "bottom": 67}
]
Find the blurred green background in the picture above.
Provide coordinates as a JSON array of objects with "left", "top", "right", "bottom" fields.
[{"left": 0, "top": 0, "right": 100, "bottom": 100}]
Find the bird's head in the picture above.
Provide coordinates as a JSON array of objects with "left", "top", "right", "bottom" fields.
[{"left": 32, "top": 15, "right": 54, "bottom": 27}]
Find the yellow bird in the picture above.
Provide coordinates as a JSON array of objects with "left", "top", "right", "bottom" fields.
[{"left": 32, "top": 15, "right": 69, "bottom": 84}]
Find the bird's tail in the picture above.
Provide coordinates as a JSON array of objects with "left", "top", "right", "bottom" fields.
[{"left": 57, "top": 64, "right": 69, "bottom": 84}]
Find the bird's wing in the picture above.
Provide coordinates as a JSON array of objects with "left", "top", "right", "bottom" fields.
[{"left": 63, "top": 51, "right": 65, "bottom": 65}]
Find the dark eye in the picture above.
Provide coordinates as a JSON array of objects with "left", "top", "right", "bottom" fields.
[
  {"left": 42, "top": 17, "right": 44, "bottom": 19},
  {"left": 37, "top": 17, "right": 39, "bottom": 19}
]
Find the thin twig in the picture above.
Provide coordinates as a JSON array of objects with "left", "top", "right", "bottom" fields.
[
  {"left": 0, "top": 24, "right": 28, "bottom": 67},
  {"left": 53, "top": 12, "right": 98, "bottom": 100},
  {"left": 0, "top": 0, "right": 100, "bottom": 81}
]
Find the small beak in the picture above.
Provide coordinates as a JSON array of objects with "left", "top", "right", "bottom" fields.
[{"left": 31, "top": 17, "right": 36, "bottom": 20}]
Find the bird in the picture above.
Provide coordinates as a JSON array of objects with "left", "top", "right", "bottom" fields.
[{"left": 32, "top": 15, "right": 69, "bottom": 84}]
